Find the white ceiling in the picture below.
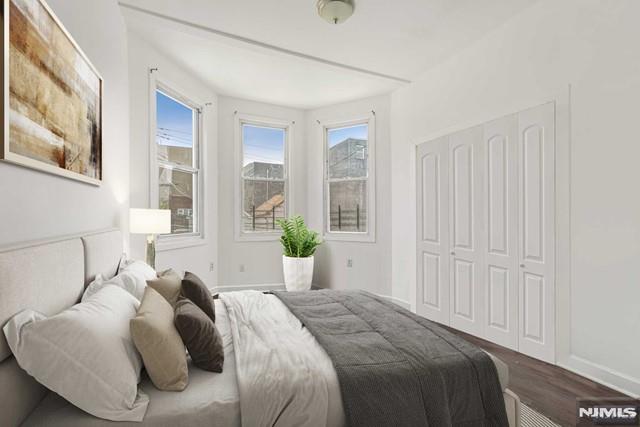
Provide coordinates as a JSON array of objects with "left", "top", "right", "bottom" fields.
[{"left": 120, "top": 0, "right": 537, "bottom": 109}]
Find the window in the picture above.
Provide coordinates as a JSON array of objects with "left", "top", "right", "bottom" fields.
[
  {"left": 324, "top": 118, "right": 375, "bottom": 241},
  {"left": 237, "top": 116, "right": 289, "bottom": 239},
  {"left": 153, "top": 86, "right": 202, "bottom": 240}
]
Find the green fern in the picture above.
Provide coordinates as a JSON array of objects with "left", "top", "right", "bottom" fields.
[{"left": 276, "top": 215, "right": 322, "bottom": 258}]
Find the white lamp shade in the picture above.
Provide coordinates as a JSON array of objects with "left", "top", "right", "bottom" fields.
[
  {"left": 317, "top": 0, "right": 354, "bottom": 24},
  {"left": 130, "top": 209, "right": 171, "bottom": 235}
]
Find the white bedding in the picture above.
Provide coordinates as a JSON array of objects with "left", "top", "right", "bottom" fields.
[{"left": 220, "top": 291, "right": 345, "bottom": 427}]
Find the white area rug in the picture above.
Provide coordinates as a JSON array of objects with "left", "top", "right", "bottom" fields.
[{"left": 521, "top": 403, "right": 561, "bottom": 427}]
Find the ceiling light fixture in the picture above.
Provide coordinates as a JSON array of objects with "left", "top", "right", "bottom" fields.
[{"left": 317, "top": 0, "right": 355, "bottom": 25}]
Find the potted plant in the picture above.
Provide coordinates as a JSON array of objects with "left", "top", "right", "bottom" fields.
[{"left": 276, "top": 215, "right": 322, "bottom": 291}]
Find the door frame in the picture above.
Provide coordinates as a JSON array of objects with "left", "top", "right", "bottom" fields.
[{"left": 409, "top": 86, "right": 571, "bottom": 365}]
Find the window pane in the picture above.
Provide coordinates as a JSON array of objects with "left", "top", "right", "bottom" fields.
[
  {"left": 327, "top": 124, "right": 368, "bottom": 179},
  {"left": 159, "top": 167, "right": 195, "bottom": 234},
  {"left": 242, "top": 124, "right": 285, "bottom": 179},
  {"left": 156, "top": 90, "right": 194, "bottom": 168},
  {"left": 329, "top": 180, "right": 367, "bottom": 232},
  {"left": 242, "top": 179, "right": 285, "bottom": 232}
]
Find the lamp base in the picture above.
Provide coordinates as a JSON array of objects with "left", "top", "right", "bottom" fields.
[{"left": 145, "top": 234, "right": 156, "bottom": 269}]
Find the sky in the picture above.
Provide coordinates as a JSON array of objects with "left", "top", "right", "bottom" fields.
[
  {"left": 156, "top": 91, "right": 367, "bottom": 163},
  {"left": 156, "top": 91, "right": 194, "bottom": 148},
  {"left": 243, "top": 125, "right": 285, "bottom": 166},
  {"left": 328, "top": 124, "right": 368, "bottom": 148},
  {"left": 243, "top": 123, "right": 368, "bottom": 166}
]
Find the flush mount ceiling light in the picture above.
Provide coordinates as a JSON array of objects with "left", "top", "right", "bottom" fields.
[{"left": 317, "top": 0, "right": 355, "bottom": 25}]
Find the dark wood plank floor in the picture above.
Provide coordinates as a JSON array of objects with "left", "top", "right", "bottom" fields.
[{"left": 445, "top": 327, "right": 628, "bottom": 426}]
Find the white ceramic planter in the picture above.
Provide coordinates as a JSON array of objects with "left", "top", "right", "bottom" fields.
[{"left": 282, "top": 255, "right": 314, "bottom": 291}]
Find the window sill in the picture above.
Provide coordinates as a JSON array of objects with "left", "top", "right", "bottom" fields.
[
  {"left": 323, "top": 232, "right": 376, "bottom": 243},
  {"left": 157, "top": 235, "right": 207, "bottom": 251},
  {"left": 236, "top": 232, "right": 281, "bottom": 242}
]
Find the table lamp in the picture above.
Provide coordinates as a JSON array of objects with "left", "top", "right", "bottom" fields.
[{"left": 130, "top": 208, "right": 171, "bottom": 269}]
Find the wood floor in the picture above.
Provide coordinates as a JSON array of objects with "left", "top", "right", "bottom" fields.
[{"left": 445, "top": 327, "right": 628, "bottom": 426}]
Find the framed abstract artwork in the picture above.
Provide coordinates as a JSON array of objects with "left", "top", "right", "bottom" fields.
[{"left": 1, "top": 0, "right": 103, "bottom": 185}]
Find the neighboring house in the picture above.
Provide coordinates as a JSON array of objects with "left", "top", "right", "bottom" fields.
[
  {"left": 327, "top": 138, "right": 368, "bottom": 231},
  {"left": 242, "top": 161, "right": 284, "bottom": 179},
  {"left": 157, "top": 145, "right": 193, "bottom": 166},
  {"left": 242, "top": 162, "right": 286, "bottom": 231},
  {"left": 240, "top": 139, "right": 368, "bottom": 231},
  {"left": 159, "top": 172, "right": 194, "bottom": 234},
  {"left": 327, "top": 138, "right": 367, "bottom": 179}
]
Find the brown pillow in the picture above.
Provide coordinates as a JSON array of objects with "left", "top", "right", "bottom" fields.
[
  {"left": 181, "top": 272, "right": 215, "bottom": 322},
  {"left": 147, "top": 269, "right": 182, "bottom": 307},
  {"left": 130, "top": 287, "right": 188, "bottom": 391},
  {"left": 174, "top": 298, "right": 224, "bottom": 373}
]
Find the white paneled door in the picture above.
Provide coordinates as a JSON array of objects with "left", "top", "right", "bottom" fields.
[
  {"left": 517, "top": 103, "right": 555, "bottom": 363},
  {"left": 416, "top": 137, "right": 450, "bottom": 324},
  {"left": 416, "top": 102, "right": 556, "bottom": 362},
  {"left": 448, "top": 126, "right": 484, "bottom": 337},
  {"left": 483, "top": 115, "right": 519, "bottom": 350}
]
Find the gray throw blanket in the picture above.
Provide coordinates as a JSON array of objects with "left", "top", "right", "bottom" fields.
[{"left": 274, "top": 290, "right": 508, "bottom": 427}]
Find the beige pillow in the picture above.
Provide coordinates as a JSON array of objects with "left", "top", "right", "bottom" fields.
[
  {"left": 147, "top": 269, "right": 182, "bottom": 307},
  {"left": 130, "top": 287, "right": 188, "bottom": 391}
]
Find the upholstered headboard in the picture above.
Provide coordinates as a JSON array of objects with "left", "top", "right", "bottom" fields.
[{"left": 0, "top": 229, "right": 123, "bottom": 426}]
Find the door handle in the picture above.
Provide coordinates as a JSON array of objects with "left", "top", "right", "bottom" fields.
[
  {"left": 520, "top": 264, "right": 525, "bottom": 268},
  {"left": 450, "top": 252, "right": 455, "bottom": 256}
]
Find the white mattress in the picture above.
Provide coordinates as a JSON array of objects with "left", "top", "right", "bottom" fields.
[{"left": 22, "top": 300, "right": 241, "bottom": 427}]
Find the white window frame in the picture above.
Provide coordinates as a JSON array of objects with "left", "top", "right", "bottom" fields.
[
  {"left": 234, "top": 113, "right": 292, "bottom": 242},
  {"left": 149, "top": 73, "right": 206, "bottom": 250},
  {"left": 322, "top": 114, "right": 376, "bottom": 242}
]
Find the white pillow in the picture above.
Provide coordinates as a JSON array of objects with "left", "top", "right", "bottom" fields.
[
  {"left": 3, "top": 286, "right": 149, "bottom": 422},
  {"left": 119, "top": 259, "right": 157, "bottom": 281},
  {"left": 83, "top": 271, "right": 147, "bottom": 302}
]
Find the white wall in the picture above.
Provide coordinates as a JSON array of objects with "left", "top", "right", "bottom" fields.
[
  {"left": 306, "top": 96, "right": 393, "bottom": 299},
  {"left": 216, "top": 95, "right": 394, "bottom": 300},
  {"left": 217, "top": 96, "right": 306, "bottom": 287},
  {"left": 390, "top": 0, "right": 640, "bottom": 395},
  {"left": 128, "top": 32, "right": 218, "bottom": 286},
  {"left": 0, "top": 0, "right": 130, "bottom": 249}
]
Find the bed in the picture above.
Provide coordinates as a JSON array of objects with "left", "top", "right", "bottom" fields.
[{"left": 0, "top": 229, "right": 520, "bottom": 426}]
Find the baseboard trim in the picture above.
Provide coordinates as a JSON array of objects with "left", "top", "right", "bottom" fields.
[
  {"left": 559, "top": 354, "right": 640, "bottom": 398},
  {"left": 377, "top": 294, "right": 411, "bottom": 309},
  {"left": 211, "top": 283, "right": 285, "bottom": 294}
]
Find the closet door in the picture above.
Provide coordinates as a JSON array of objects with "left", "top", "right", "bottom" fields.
[
  {"left": 518, "top": 102, "right": 556, "bottom": 363},
  {"left": 448, "top": 126, "right": 484, "bottom": 336},
  {"left": 483, "top": 116, "right": 519, "bottom": 350},
  {"left": 416, "top": 137, "right": 450, "bottom": 324}
]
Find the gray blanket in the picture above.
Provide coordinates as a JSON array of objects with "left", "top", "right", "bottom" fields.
[{"left": 274, "top": 290, "right": 508, "bottom": 427}]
